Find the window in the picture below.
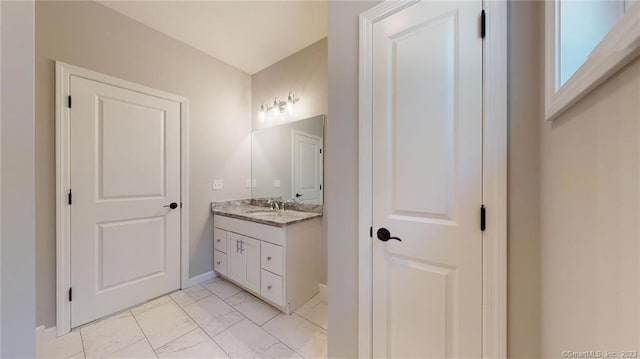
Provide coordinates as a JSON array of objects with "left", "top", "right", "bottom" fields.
[{"left": 545, "top": 0, "right": 640, "bottom": 120}]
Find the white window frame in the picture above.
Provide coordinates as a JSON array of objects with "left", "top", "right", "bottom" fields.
[
  {"left": 55, "top": 62, "right": 190, "bottom": 336},
  {"left": 545, "top": 1, "right": 640, "bottom": 121},
  {"left": 358, "top": 0, "right": 508, "bottom": 357}
]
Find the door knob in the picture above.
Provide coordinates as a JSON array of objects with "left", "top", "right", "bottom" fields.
[
  {"left": 376, "top": 228, "right": 402, "bottom": 242},
  {"left": 164, "top": 202, "right": 178, "bottom": 209},
  {"left": 295, "top": 193, "right": 303, "bottom": 198}
]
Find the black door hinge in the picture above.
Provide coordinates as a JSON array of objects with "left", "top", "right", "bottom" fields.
[
  {"left": 480, "top": 10, "right": 486, "bottom": 39},
  {"left": 68, "top": 287, "right": 73, "bottom": 302},
  {"left": 480, "top": 205, "right": 486, "bottom": 231},
  {"left": 68, "top": 189, "right": 73, "bottom": 205},
  {"left": 370, "top": 226, "right": 373, "bottom": 238},
  {"left": 68, "top": 95, "right": 72, "bottom": 108}
]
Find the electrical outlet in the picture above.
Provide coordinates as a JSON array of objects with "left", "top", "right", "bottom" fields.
[
  {"left": 246, "top": 179, "right": 252, "bottom": 188},
  {"left": 273, "top": 179, "right": 281, "bottom": 188},
  {"left": 212, "top": 180, "right": 223, "bottom": 190},
  {"left": 251, "top": 179, "right": 257, "bottom": 188}
]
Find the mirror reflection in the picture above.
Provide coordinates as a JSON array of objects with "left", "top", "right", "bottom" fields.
[{"left": 251, "top": 115, "right": 325, "bottom": 204}]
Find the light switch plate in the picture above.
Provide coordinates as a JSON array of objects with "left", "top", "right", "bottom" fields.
[
  {"left": 246, "top": 179, "right": 252, "bottom": 188},
  {"left": 273, "top": 180, "right": 281, "bottom": 188},
  {"left": 251, "top": 179, "right": 257, "bottom": 188},
  {"left": 212, "top": 180, "right": 223, "bottom": 190}
]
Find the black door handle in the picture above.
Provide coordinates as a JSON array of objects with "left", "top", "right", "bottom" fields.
[
  {"left": 295, "top": 193, "right": 303, "bottom": 198},
  {"left": 377, "top": 228, "right": 402, "bottom": 242},
  {"left": 164, "top": 202, "right": 178, "bottom": 209}
]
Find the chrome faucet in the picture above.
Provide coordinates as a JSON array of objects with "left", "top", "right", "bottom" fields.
[{"left": 267, "top": 199, "right": 280, "bottom": 211}]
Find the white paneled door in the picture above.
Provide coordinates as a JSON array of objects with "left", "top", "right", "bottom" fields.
[
  {"left": 70, "top": 76, "right": 181, "bottom": 327},
  {"left": 371, "top": 1, "right": 483, "bottom": 357},
  {"left": 291, "top": 130, "right": 323, "bottom": 204}
]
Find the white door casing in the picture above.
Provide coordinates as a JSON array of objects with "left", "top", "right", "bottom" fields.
[
  {"left": 56, "top": 62, "right": 190, "bottom": 335},
  {"left": 291, "top": 130, "right": 323, "bottom": 204},
  {"left": 359, "top": 1, "right": 508, "bottom": 358},
  {"left": 371, "top": 1, "right": 482, "bottom": 357}
]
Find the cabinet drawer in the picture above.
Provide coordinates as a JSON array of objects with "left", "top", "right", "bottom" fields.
[
  {"left": 214, "top": 250, "right": 227, "bottom": 276},
  {"left": 214, "top": 228, "right": 227, "bottom": 253},
  {"left": 261, "top": 241, "right": 283, "bottom": 275},
  {"left": 261, "top": 270, "right": 284, "bottom": 306}
]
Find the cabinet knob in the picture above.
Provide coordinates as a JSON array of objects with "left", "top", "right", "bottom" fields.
[
  {"left": 217, "top": 239, "right": 221, "bottom": 242},
  {"left": 267, "top": 256, "right": 272, "bottom": 261},
  {"left": 216, "top": 261, "right": 221, "bottom": 265},
  {"left": 267, "top": 285, "right": 272, "bottom": 290}
]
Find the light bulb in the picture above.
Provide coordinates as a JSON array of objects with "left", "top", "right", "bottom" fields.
[
  {"left": 259, "top": 102, "right": 266, "bottom": 122},
  {"left": 287, "top": 93, "right": 294, "bottom": 115}
]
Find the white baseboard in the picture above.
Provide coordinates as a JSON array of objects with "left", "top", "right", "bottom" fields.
[
  {"left": 183, "top": 270, "right": 217, "bottom": 288},
  {"left": 36, "top": 325, "right": 57, "bottom": 344},
  {"left": 319, "top": 283, "right": 327, "bottom": 301}
]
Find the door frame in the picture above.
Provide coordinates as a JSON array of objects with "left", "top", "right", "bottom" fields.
[
  {"left": 357, "top": 1, "right": 507, "bottom": 358},
  {"left": 290, "top": 129, "right": 324, "bottom": 203},
  {"left": 55, "top": 62, "right": 190, "bottom": 336}
]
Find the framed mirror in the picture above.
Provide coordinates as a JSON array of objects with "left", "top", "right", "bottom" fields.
[
  {"left": 545, "top": 0, "right": 640, "bottom": 120},
  {"left": 251, "top": 115, "right": 325, "bottom": 204}
]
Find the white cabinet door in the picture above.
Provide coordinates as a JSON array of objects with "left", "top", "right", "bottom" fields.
[
  {"left": 227, "top": 233, "right": 261, "bottom": 293},
  {"left": 70, "top": 75, "right": 181, "bottom": 328},
  {"left": 371, "top": 1, "right": 483, "bottom": 357},
  {"left": 240, "top": 235, "right": 261, "bottom": 293},
  {"left": 227, "top": 234, "right": 244, "bottom": 284}
]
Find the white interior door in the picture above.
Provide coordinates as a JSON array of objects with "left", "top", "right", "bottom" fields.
[
  {"left": 70, "top": 75, "right": 181, "bottom": 327},
  {"left": 292, "top": 130, "right": 323, "bottom": 204},
  {"left": 371, "top": 1, "right": 483, "bottom": 357}
]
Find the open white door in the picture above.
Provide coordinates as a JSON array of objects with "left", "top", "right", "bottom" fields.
[
  {"left": 69, "top": 75, "right": 182, "bottom": 327},
  {"left": 291, "top": 130, "right": 323, "bottom": 204},
  {"left": 371, "top": 1, "right": 483, "bottom": 357}
]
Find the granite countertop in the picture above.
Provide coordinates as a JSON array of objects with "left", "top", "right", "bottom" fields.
[{"left": 211, "top": 199, "right": 322, "bottom": 227}]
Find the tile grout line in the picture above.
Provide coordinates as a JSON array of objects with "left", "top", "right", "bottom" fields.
[
  {"left": 191, "top": 279, "right": 325, "bottom": 359},
  {"left": 129, "top": 309, "right": 160, "bottom": 359},
  {"left": 166, "top": 292, "right": 236, "bottom": 359},
  {"left": 214, "top": 280, "right": 325, "bottom": 359},
  {"left": 191, "top": 283, "right": 297, "bottom": 358},
  {"left": 153, "top": 326, "right": 201, "bottom": 353},
  {"left": 294, "top": 311, "right": 328, "bottom": 333},
  {"left": 77, "top": 328, "right": 87, "bottom": 359}
]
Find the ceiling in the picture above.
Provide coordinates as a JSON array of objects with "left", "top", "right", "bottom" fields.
[{"left": 100, "top": 1, "right": 328, "bottom": 74}]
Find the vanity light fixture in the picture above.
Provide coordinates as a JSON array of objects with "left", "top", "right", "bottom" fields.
[{"left": 258, "top": 91, "right": 300, "bottom": 120}]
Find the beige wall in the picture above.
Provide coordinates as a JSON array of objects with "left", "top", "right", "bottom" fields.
[
  {"left": 327, "top": 1, "right": 542, "bottom": 357},
  {"left": 327, "top": 2, "right": 380, "bottom": 357},
  {"left": 508, "top": 1, "right": 542, "bottom": 358},
  {"left": 251, "top": 38, "right": 328, "bottom": 284},
  {"left": 35, "top": 1, "right": 252, "bottom": 327},
  {"left": 1, "top": 0, "right": 36, "bottom": 356},
  {"left": 540, "top": 36, "right": 640, "bottom": 359},
  {"left": 251, "top": 38, "right": 327, "bottom": 130}
]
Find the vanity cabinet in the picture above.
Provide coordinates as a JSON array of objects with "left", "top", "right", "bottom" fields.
[{"left": 213, "top": 214, "right": 320, "bottom": 314}]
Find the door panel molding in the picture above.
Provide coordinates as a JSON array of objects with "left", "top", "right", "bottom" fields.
[
  {"left": 55, "top": 62, "right": 190, "bottom": 336},
  {"left": 358, "top": 1, "right": 507, "bottom": 357}
]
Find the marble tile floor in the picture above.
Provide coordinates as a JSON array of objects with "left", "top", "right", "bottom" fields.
[{"left": 37, "top": 278, "right": 327, "bottom": 359}]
